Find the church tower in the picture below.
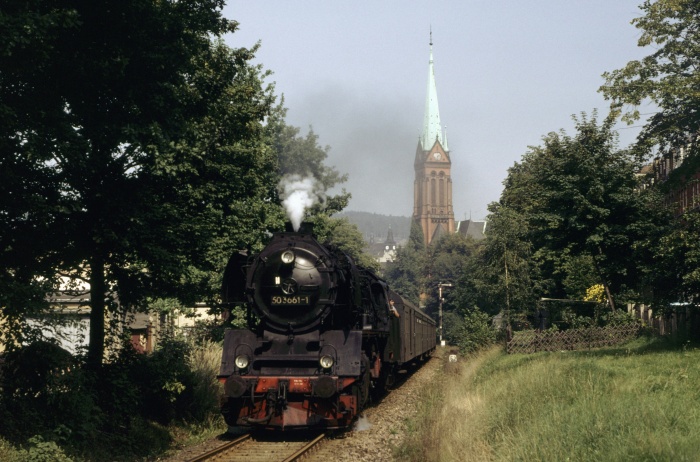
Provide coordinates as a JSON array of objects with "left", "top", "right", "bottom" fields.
[{"left": 413, "top": 34, "right": 455, "bottom": 246}]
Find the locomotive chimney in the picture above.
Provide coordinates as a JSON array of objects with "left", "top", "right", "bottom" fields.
[{"left": 285, "top": 221, "right": 315, "bottom": 235}]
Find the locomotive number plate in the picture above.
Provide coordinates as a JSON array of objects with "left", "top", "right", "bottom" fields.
[{"left": 271, "top": 295, "right": 311, "bottom": 305}]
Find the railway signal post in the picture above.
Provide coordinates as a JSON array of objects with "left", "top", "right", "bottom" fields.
[{"left": 438, "top": 282, "right": 453, "bottom": 346}]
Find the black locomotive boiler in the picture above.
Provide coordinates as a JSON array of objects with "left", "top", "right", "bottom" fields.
[{"left": 217, "top": 226, "right": 436, "bottom": 430}]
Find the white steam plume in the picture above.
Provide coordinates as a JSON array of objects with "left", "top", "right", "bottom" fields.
[{"left": 278, "top": 174, "right": 324, "bottom": 231}]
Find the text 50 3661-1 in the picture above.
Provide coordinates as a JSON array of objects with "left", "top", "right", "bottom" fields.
[{"left": 271, "top": 295, "right": 310, "bottom": 305}]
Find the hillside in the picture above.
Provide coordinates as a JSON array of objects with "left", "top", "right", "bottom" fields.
[{"left": 335, "top": 211, "right": 412, "bottom": 245}]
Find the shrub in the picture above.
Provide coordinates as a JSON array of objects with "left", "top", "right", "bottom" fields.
[
  {"left": 598, "top": 309, "right": 638, "bottom": 327},
  {"left": 16, "top": 436, "right": 73, "bottom": 462},
  {"left": 444, "top": 309, "right": 496, "bottom": 354},
  {"left": 0, "top": 334, "right": 226, "bottom": 461},
  {"left": 93, "top": 349, "right": 143, "bottom": 434},
  {"left": 126, "top": 337, "right": 197, "bottom": 424},
  {"left": 0, "top": 436, "right": 20, "bottom": 462},
  {"left": 560, "top": 309, "right": 595, "bottom": 329},
  {"left": 0, "top": 342, "right": 100, "bottom": 444},
  {"left": 459, "top": 309, "right": 496, "bottom": 353},
  {"left": 442, "top": 311, "right": 465, "bottom": 347}
]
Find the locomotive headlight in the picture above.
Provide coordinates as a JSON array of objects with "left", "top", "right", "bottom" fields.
[
  {"left": 234, "top": 355, "right": 250, "bottom": 370},
  {"left": 280, "top": 250, "right": 295, "bottom": 264},
  {"left": 319, "top": 355, "right": 334, "bottom": 369}
]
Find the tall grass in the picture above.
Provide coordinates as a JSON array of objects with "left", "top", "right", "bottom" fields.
[
  {"left": 138, "top": 340, "right": 226, "bottom": 458},
  {"left": 400, "top": 337, "right": 700, "bottom": 461},
  {"left": 187, "top": 340, "right": 224, "bottom": 421}
]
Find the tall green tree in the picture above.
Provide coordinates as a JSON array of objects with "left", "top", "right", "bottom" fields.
[
  {"left": 384, "top": 220, "right": 426, "bottom": 305},
  {"left": 429, "top": 233, "right": 477, "bottom": 286},
  {"left": 497, "top": 115, "right": 661, "bottom": 311},
  {"left": 268, "top": 102, "right": 347, "bottom": 192},
  {"left": 0, "top": 1, "right": 278, "bottom": 366},
  {"left": 266, "top": 101, "right": 350, "bottom": 216},
  {"left": 454, "top": 203, "right": 537, "bottom": 318},
  {"left": 600, "top": 0, "right": 700, "bottom": 160},
  {"left": 421, "top": 232, "right": 479, "bottom": 316},
  {"left": 600, "top": 0, "right": 700, "bottom": 310},
  {"left": 312, "top": 216, "right": 379, "bottom": 272},
  {"left": 648, "top": 210, "right": 700, "bottom": 307}
]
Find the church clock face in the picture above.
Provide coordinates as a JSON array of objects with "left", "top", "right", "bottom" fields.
[{"left": 432, "top": 152, "right": 442, "bottom": 160}]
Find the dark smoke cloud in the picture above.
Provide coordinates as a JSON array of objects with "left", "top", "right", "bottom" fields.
[{"left": 285, "top": 84, "right": 421, "bottom": 217}]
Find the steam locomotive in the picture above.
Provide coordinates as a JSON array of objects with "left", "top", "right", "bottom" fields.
[{"left": 217, "top": 225, "right": 436, "bottom": 430}]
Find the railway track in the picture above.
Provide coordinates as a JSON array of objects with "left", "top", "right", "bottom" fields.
[{"left": 186, "top": 432, "right": 326, "bottom": 462}]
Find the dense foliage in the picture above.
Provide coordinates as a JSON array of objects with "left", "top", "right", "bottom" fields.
[
  {"left": 600, "top": 0, "right": 700, "bottom": 308},
  {"left": 387, "top": 115, "right": 660, "bottom": 353},
  {"left": 456, "top": 203, "right": 538, "bottom": 317},
  {"left": 313, "top": 216, "right": 381, "bottom": 272},
  {"left": 0, "top": 0, "right": 359, "bottom": 362},
  {"left": 504, "top": 115, "right": 664, "bottom": 310},
  {"left": 0, "top": 1, "right": 367, "bottom": 458},
  {"left": 384, "top": 220, "right": 427, "bottom": 305},
  {"left": 0, "top": 337, "right": 223, "bottom": 461},
  {"left": 0, "top": 0, "right": 281, "bottom": 367}
]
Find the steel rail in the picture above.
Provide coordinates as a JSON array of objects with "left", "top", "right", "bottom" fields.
[
  {"left": 281, "top": 433, "right": 326, "bottom": 462},
  {"left": 185, "top": 433, "right": 251, "bottom": 462}
]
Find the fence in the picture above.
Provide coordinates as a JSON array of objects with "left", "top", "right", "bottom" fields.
[
  {"left": 506, "top": 324, "right": 640, "bottom": 354},
  {"left": 506, "top": 304, "right": 700, "bottom": 354},
  {"left": 628, "top": 303, "right": 700, "bottom": 338}
]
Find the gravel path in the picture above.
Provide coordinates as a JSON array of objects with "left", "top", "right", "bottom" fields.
[{"left": 307, "top": 355, "right": 441, "bottom": 462}]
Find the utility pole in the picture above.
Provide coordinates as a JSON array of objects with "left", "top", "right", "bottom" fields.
[{"left": 438, "top": 282, "right": 453, "bottom": 346}]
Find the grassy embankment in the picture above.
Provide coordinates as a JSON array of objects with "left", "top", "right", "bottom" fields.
[{"left": 399, "top": 336, "right": 700, "bottom": 462}]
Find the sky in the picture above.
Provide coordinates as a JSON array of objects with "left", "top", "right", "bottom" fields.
[{"left": 222, "top": 1, "right": 650, "bottom": 220}]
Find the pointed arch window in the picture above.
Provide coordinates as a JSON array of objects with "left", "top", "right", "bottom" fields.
[{"left": 439, "top": 178, "right": 445, "bottom": 206}]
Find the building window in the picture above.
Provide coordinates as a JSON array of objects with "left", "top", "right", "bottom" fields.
[{"left": 439, "top": 178, "right": 445, "bottom": 206}]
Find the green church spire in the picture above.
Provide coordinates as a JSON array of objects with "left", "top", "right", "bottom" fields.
[{"left": 421, "top": 30, "right": 446, "bottom": 152}]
